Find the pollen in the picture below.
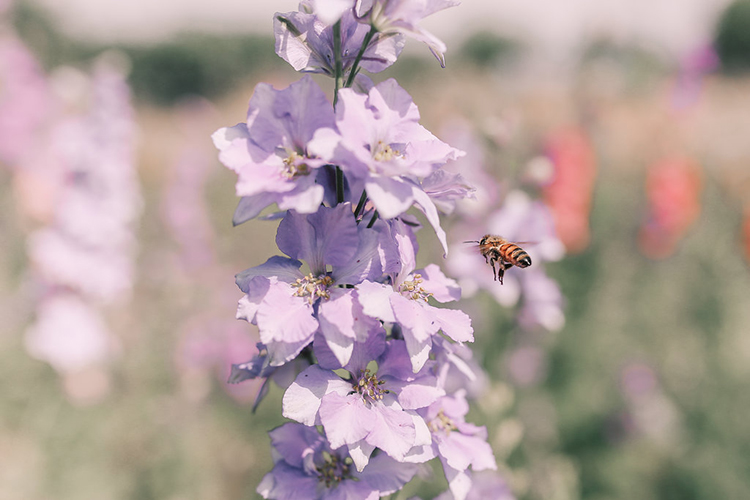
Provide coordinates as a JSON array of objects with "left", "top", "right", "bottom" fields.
[
  {"left": 399, "top": 274, "right": 433, "bottom": 302},
  {"left": 372, "top": 141, "right": 402, "bottom": 162},
  {"left": 351, "top": 368, "right": 389, "bottom": 404},
  {"left": 292, "top": 273, "right": 334, "bottom": 304},
  {"left": 282, "top": 151, "right": 311, "bottom": 179}
]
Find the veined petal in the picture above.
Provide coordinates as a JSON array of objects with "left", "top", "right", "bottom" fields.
[
  {"left": 364, "top": 401, "right": 417, "bottom": 461},
  {"left": 357, "top": 280, "right": 397, "bottom": 323},
  {"left": 319, "top": 392, "right": 373, "bottom": 450},
  {"left": 434, "top": 307, "right": 474, "bottom": 343},
  {"left": 282, "top": 365, "right": 349, "bottom": 425},
  {"left": 236, "top": 256, "right": 303, "bottom": 292},
  {"left": 365, "top": 176, "right": 415, "bottom": 220}
]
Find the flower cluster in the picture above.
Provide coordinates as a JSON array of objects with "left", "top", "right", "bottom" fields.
[
  {"left": 22, "top": 57, "right": 141, "bottom": 402},
  {"left": 214, "top": 2, "right": 508, "bottom": 498}
]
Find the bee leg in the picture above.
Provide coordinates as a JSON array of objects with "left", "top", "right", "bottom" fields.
[{"left": 490, "top": 259, "right": 498, "bottom": 281}]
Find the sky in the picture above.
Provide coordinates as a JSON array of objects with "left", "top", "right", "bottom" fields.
[{"left": 30, "top": 0, "right": 732, "bottom": 58}]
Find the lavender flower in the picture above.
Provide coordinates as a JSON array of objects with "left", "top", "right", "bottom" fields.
[
  {"left": 357, "top": 219, "right": 473, "bottom": 372},
  {"left": 212, "top": 76, "right": 338, "bottom": 224},
  {"left": 282, "top": 338, "right": 438, "bottom": 471},
  {"left": 355, "top": 0, "right": 461, "bottom": 67},
  {"left": 309, "top": 78, "right": 464, "bottom": 254},
  {"left": 275, "top": 5, "right": 404, "bottom": 77},
  {"left": 258, "top": 422, "right": 418, "bottom": 499},
  {"left": 412, "top": 390, "right": 497, "bottom": 500},
  {"left": 234, "top": 203, "right": 396, "bottom": 367}
]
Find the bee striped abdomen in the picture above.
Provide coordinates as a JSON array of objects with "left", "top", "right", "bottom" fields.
[{"left": 502, "top": 244, "right": 532, "bottom": 268}]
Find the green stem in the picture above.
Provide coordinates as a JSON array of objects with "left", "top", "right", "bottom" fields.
[
  {"left": 366, "top": 211, "right": 379, "bottom": 228},
  {"left": 335, "top": 166, "right": 345, "bottom": 205},
  {"left": 354, "top": 190, "right": 368, "bottom": 219},
  {"left": 344, "top": 25, "right": 378, "bottom": 88},
  {"left": 332, "top": 20, "right": 344, "bottom": 107}
]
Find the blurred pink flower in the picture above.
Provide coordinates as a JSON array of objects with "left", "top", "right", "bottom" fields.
[
  {"left": 25, "top": 294, "right": 118, "bottom": 373},
  {"left": 638, "top": 156, "right": 702, "bottom": 259},
  {"left": 0, "top": 34, "right": 53, "bottom": 167},
  {"left": 542, "top": 126, "right": 597, "bottom": 253}
]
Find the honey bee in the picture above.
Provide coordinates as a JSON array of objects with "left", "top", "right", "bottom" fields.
[{"left": 465, "top": 235, "right": 532, "bottom": 284}]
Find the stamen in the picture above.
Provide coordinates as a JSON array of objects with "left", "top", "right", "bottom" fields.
[
  {"left": 316, "top": 452, "right": 354, "bottom": 488},
  {"left": 372, "top": 141, "right": 402, "bottom": 162},
  {"left": 427, "top": 409, "right": 457, "bottom": 435},
  {"left": 291, "top": 273, "right": 334, "bottom": 304},
  {"left": 351, "top": 368, "right": 390, "bottom": 404},
  {"left": 282, "top": 151, "right": 311, "bottom": 179},
  {"left": 398, "top": 274, "right": 433, "bottom": 302}
]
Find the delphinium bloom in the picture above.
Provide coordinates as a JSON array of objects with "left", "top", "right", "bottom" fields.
[
  {"left": 215, "top": 1, "right": 507, "bottom": 497},
  {"left": 309, "top": 78, "right": 463, "bottom": 255},
  {"left": 275, "top": 3, "right": 404, "bottom": 79},
  {"left": 282, "top": 337, "right": 438, "bottom": 471},
  {"left": 355, "top": 0, "right": 461, "bottom": 67},
  {"left": 257, "top": 422, "right": 418, "bottom": 499},
  {"left": 234, "top": 203, "right": 397, "bottom": 367},
  {"left": 212, "top": 76, "right": 339, "bottom": 224},
  {"left": 357, "top": 218, "right": 473, "bottom": 372},
  {"left": 410, "top": 390, "right": 497, "bottom": 500}
]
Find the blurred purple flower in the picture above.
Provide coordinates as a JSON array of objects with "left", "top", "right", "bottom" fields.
[
  {"left": 212, "top": 76, "right": 337, "bottom": 224},
  {"left": 356, "top": 0, "right": 461, "bottom": 67},
  {"left": 434, "top": 470, "right": 516, "bottom": 500},
  {"left": 257, "top": 422, "right": 418, "bottom": 499},
  {"left": 357, "top": 219, "right": 473, "bottom": 372},
  {"left": 275, "top": 6, "right": 404, "bottom": 77},
  {"left": 282, "top": 339, "right": 438, "bottom": 471},
  {"left": 447, "top": 190, "right": 564, "bottom": 310}
]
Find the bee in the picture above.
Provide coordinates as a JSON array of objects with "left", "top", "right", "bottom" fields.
[{"left": 465, "top": 235, "right": 532, "bottom": 284}]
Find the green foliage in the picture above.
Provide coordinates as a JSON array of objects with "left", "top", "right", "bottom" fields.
[
  {"left": 458, "top": 31, "right": 521, "bottom": 69},
  {"left": 715, "top": 0, "right": 750, "bottom": 73}
]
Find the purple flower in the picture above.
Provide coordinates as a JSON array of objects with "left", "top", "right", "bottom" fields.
[
  {"left": 282, "top": 338, "right": 439, "bottom": 471},
  {"left": 412, "top": 390, "right": 497, "bottom": 500},
  {"left": 212, "top": 76, "right": 337, "bottom": 224},
  {"left": 357, "top": 219, "right": 473, "bottom": 372},
  {"left": 355, "top": 0, "right": 461, "bottom": 67},
  {"left": 274, "top": 7, "right": 404, "bottom": 77},
  {"left": 234, "top": 204, "right": 397, "bottom": 366},
  {"left": 309, "top": 79, "right": 463, "bottom": 254},
  {"left": 257, "top": 422, "right": 418, "bottom": 499},
  {"left": 434, "top": 470, "right": 516, "bottom": 500}
]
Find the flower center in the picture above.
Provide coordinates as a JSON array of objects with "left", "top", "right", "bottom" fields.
[
  {"left": 292, "top": 273, "right": 334, "bottom": 304},
  {"left": 427, "top": 410, "right": 457, "bottom": 435},
  {"left": 282, "top": 151, "right": 311, "bottom": 179},
  {"left": 398, "top": 274, "right": 432, "bottom": 302},
  {"left": 372, "top": 141, "right": 402, "bottom": 162},
  {"left": 351, "top": 368, "right": 389, "bottom": 404},
  {"left": 316, "top": 451, "right": 354, "bottom": 488}
]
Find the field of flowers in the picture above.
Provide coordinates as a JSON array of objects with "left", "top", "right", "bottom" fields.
[{"left": 2, "top": 1, "right": 750, "bottom": 499}]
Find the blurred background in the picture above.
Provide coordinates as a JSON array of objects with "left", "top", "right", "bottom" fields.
[{"left": 2, "top": 0, "right": 750, "bottom": 499}]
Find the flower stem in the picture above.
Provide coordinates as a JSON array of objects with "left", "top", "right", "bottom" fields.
[
  {"left": 354, "top": 190, "right": 368, "bottom": 219},
  {"left": 335, "top": 166, "right": 345, "bottom": 204},
  {"left": 333, "top": 20, "right": 344, "bottom": 107},
  {"left": 344, "top": 25, "right": 377, "bottom": 88},
  {"left": 366, "top": 210, "right": 379, "bottom": 228}
]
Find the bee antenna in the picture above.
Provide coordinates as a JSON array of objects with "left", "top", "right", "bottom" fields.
[{"left": 463, "top": 240, "right": 480, "bottom": 244}]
